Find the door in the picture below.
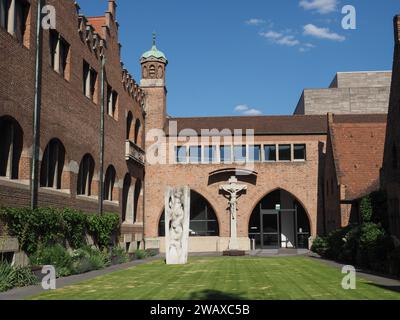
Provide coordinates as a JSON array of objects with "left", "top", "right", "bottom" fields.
[{"left": 260, "top": 210, "right": 280, "bottom": 249}]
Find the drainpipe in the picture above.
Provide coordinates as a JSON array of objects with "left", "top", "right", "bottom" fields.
[
  {"left": 99, "top": 54, "right": 106, "bottom": 215},
  {"left": 142, "top": 100, "right": 147, "bottom": 249},
  {"left": 30, "top": 0, "right": 43, "bottom": 210}
]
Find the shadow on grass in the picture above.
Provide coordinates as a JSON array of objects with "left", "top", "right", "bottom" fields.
[
  {"left": 366, "top": 283, "right": 400, "bottom": 294},
  {"left": 187, "top": 290, "right": 245, "bottom": 300}
]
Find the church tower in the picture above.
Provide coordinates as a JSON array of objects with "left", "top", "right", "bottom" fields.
[{"left": 140, "top": 33, "right": 168, "bottom": 134}]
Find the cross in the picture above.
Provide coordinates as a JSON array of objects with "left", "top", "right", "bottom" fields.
[{"left": 220, "top": 176, "right": 247, "bottom": 250}]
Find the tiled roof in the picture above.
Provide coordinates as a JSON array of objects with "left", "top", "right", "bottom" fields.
[
  {"left": 166, "top": 115, "right": 328, "bottom": 136},
  {"left": 329, "top": 114, "right": 387, "bottom": 200},
  {"left": 87, "top": 16, "right": 106, "bottom": 38}
]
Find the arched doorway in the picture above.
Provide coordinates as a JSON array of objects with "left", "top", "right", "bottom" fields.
[
  {"left": 249, "top": 189, "right": 310, "bottom": 249},
  {"left": 158, "top": 190, "right": 219, "bottom": 237}
]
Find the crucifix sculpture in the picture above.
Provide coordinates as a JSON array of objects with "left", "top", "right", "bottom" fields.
[{"left": 220, "top": 176, "right": 247, "bottom": 250}]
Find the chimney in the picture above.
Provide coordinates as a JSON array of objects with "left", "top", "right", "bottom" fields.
[{"left": 108, "top": 0, "right": 117, "bottom": 18}]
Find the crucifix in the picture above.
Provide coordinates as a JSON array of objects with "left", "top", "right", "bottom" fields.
[{"left": 220, "top": 176, "right": 247, "bottom": 250}]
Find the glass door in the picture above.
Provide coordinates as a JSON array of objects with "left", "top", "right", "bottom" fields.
[{"left": 261, "top": 210, "right": 280, "bottom": 249}]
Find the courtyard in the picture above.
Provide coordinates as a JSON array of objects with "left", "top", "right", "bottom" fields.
[{"left": 28, "top": 256, "right": 400, "bottom": 300}]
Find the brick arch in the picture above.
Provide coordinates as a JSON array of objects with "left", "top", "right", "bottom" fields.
[
  {"left": 40, "top": 138, "right": 68, "bottom": 190},
  {"left": 245, "top": 187, "right": 313, "bottom": 236},
  {"left": 156, "top": 188, "right": 221, "bottom": 237}
]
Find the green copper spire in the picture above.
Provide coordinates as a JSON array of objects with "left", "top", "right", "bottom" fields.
[{"left": 141, "top": 32, "right": 168, "bottom": 63}]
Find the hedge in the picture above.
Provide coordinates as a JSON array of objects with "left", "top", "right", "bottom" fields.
[{"left": 0, "top": 207, "right": 119, "bottom": 254}]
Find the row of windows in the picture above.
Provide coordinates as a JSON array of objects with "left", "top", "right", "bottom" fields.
[{"left": 175, "top": 144, "right": 307, "bottom": 164}]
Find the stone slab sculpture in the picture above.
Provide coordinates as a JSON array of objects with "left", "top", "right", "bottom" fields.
[{"left": 165, "top": 186, "right": 190, "bottom": 265}]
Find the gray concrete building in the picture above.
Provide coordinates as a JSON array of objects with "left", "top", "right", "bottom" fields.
[{"left": 294, "top": 71, "right": 391, "bottom": 115}]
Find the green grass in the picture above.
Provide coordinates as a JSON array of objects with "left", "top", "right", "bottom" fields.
[{"left": 28, "top": 256, "right": 400, "bottom": 300}]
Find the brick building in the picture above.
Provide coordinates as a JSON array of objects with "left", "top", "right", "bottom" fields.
[
  {"left": 0, "top": 1, "right": 395, "bottom": 257},
  {"left": 0, "top": 0, "right": 145, "bottom": 259},
  {"left": 382, "top": 15, "right": 400, "bottom": 239},
  {"left": 323, "top": 113, "right": 387, "bottom": 233}
]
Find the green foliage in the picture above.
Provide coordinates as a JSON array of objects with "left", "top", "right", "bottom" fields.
[
  {"left": 311, "top": 237, "right": 329, "bottom": 257},
  {"left": 111, "top": 246, "right": 129, "bottom": 265},
  {"left": 145, "top": 249, "right": 159, "bottom": 257},
  {"left": 0, "top": 262, "right": 37, "bottom": 292},
  {"left": 134, "top": 249, "right": 147, "bottom": 260},
  {"left": 71, "top": 246, "right": 111, "bottom": 273},
  {"left": 360, "top": 196, "right": 373, "bottom": 223},
  {"left": 30, "top": 244, "right": 73, "bottom": 278},
  {"left": 87, "top": 213, "right": 120, "bottom": 249},
  {"left": 0, "top": 207, "right": 119, "bottom": 254}
]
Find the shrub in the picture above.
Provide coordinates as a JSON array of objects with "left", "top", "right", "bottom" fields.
[
  {"left": 0, "top": 261, "right": 15, "bottom": 292},
  {"left": 326, "top": 227, "right": 351, "bottom": 260},
  {"left": 86, "top": 213, "right": 120, "bottom": 249},
  {"left": 145, "top": 249, "right": 159, "bottom": 257},
  {"left": 360, "top": 196, "right": 373, "bottom": 223},
  {"left": 30, "top": 244, "right": 73, "bottom": 278},
  {"left": 134, "top": 250, "right": 147, "bottom": 260},
  {"left": 0, "top": 262, "right": 37, "bottom": 292},
  {"left": 71, "top": 246, "right": 111, "bottom": 274},
  {"left": 0, "top": 208, "right": 119, "bottom": 254},
  {"left": 311, "top": 237, "right": 329, "bottom": 257},
  {"left": 111, "top": 246, "right": 129, "bottom": 265}
]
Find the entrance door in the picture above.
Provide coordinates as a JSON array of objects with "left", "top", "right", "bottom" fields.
[{"left": 260, "top": 210, "right": 280, "bottom": 249}]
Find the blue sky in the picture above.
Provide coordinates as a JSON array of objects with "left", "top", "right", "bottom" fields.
[{"left": 78, "top": 0, "right": 400, "bottom": 117}]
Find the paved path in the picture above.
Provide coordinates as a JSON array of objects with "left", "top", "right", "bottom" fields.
[{"left": 0, "top": 256, "right": 160, "bottom": 300}]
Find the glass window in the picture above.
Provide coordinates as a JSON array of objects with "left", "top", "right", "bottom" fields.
[
  {"left": 234, "top": 145, "right": 246, "bottom": 163},
  {"left": 220, "top": 145, "right": 232, "bottom": 163},
  {"left": 264, "top": 145, "right": 277, "bottom": 162},
  {"left": 204, "top": 146, "right": 217, "bottom": 164},
  {"left": 294, "top": 144, "right": 306, "bottom": 161},
  {"left": 279, "top": 145, "right": 291, "bottom": 161},
  {"left": 189, "top": 146, "right": 201, "bottom": 164},
  {"left": 249, "top": 145, "right": 261, "bottom": 162},
  {"left": 176, "top": 146, "right": 187, "bottom": 163}
]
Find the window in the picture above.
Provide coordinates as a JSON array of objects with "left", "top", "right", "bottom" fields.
[
  {"left": 107, "top": 85, "right": 118, "bottom": 118},
  {"left": 40, "top": 139, "right": 65, "bottom": 189},
  {"left": 77, "top": 154, "right": 95, "bottom": 196},
  {"left": 203, "top": 146, "right": 217, "bottom": 164},
  {"left": 1, "top": 0, "right": 30, "bottom": 45},
  {"left": 278, "top": 144, "right": 291, "bottom": 161},
  {"left": 159, "top": 191, "right": 219, "bottom": 237},
  {"left": 220, "top": 145, "right": 232, "bottom": 163},
  {"left": 126, "top": 112, "right": 133, "bottom": 140},
  {"left": 234, "top": 145, "right": 246, "bottom": 163},
  {"left": 50, "top": 30, "right": 70, "bottom": 79},
  {"left": 294, "top": 144, "right": 306, "bottom": 161},
  {"left": 134, "top": 119, "right": 141, "bottom": 144},
  {"left": 176, "top": 146, "right": 187, "bottom": 164},
  {"left": 264, "top": 145, "right": 276, "bottom": 162},
  {"left": 249, "top": 145, "right": 261, "bottom": 163},
  {"left": 104, "top": 165, "right": 116, "bottom": 201},
  {"left": 83, "top": 60, "right": 97, "bottom": 102},
  {"left": 189, "top": 146, "right": 201, "bottom": 164},
  {"left": 0, "top": 116, "right": 23, "bottom": 179}
]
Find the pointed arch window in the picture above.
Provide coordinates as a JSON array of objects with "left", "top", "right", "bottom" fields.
[
  {"left": 40, "top": 139, "right": 66, "bottom": 189},
  {"left": 77, "top": 154, "right": 95, "bottom": 196},
  {"left": 0, "top": 116, "right": 23, "bottom": 179},
  {"left": 104, "top": 165, "right": 116, "bottom": 201}
]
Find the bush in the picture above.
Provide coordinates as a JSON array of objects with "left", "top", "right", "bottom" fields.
[
  {"left": 134, "top": 250, "right": 147, "bottom": 260},
  {"left": 145, "top": 249, "right": 159, "bottom": 257},
  {"left": 71, "top": 246, "right": 111, "bottom": 274},
  {"left": 111, "top": 246, "right": 129, "bottom": 265},
  {"left": 87, "top": 214, "right": 120, "bottom": 249},
  {"left": 311, "top": 237, "right": 329, "bottom": 257},
  {"left": 0, "top": 262, "right": 37, "bottom": 292},
  {"left": 30, "top": 244, "right": 73, "bottom": 278},
  {"left": 0, "top": 207, "right": 119, "bottom": 254},
  {"left": 360, "top": 196, "right": 373, "bottom": 223}
]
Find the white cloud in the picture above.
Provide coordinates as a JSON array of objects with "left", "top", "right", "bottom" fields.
[
  {"left": 234, "top": 105, "right": 263, "bottom": 116},
  {"left": 260, "top": 30, "right": 300, "bottom": 47},
  {"left": 276, "top": 35, "right": 300, "bottom": 47},
  {"left": 299, "top": 0, "right": 338, "bottom": 14},
  {"left": 303, "top": 24, "right": 345, "bottom": 41},
  {"left": 245, "top": 18, "right": 266, "bottom": 26}
]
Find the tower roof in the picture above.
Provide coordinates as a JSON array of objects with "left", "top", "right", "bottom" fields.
[{"left": 141, "top": 33, "right": 168, "bottom": 63}]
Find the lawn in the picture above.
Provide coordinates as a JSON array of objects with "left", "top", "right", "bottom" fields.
[{"left": 29, "top": 256, "right": 400, "bottom": 300}]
